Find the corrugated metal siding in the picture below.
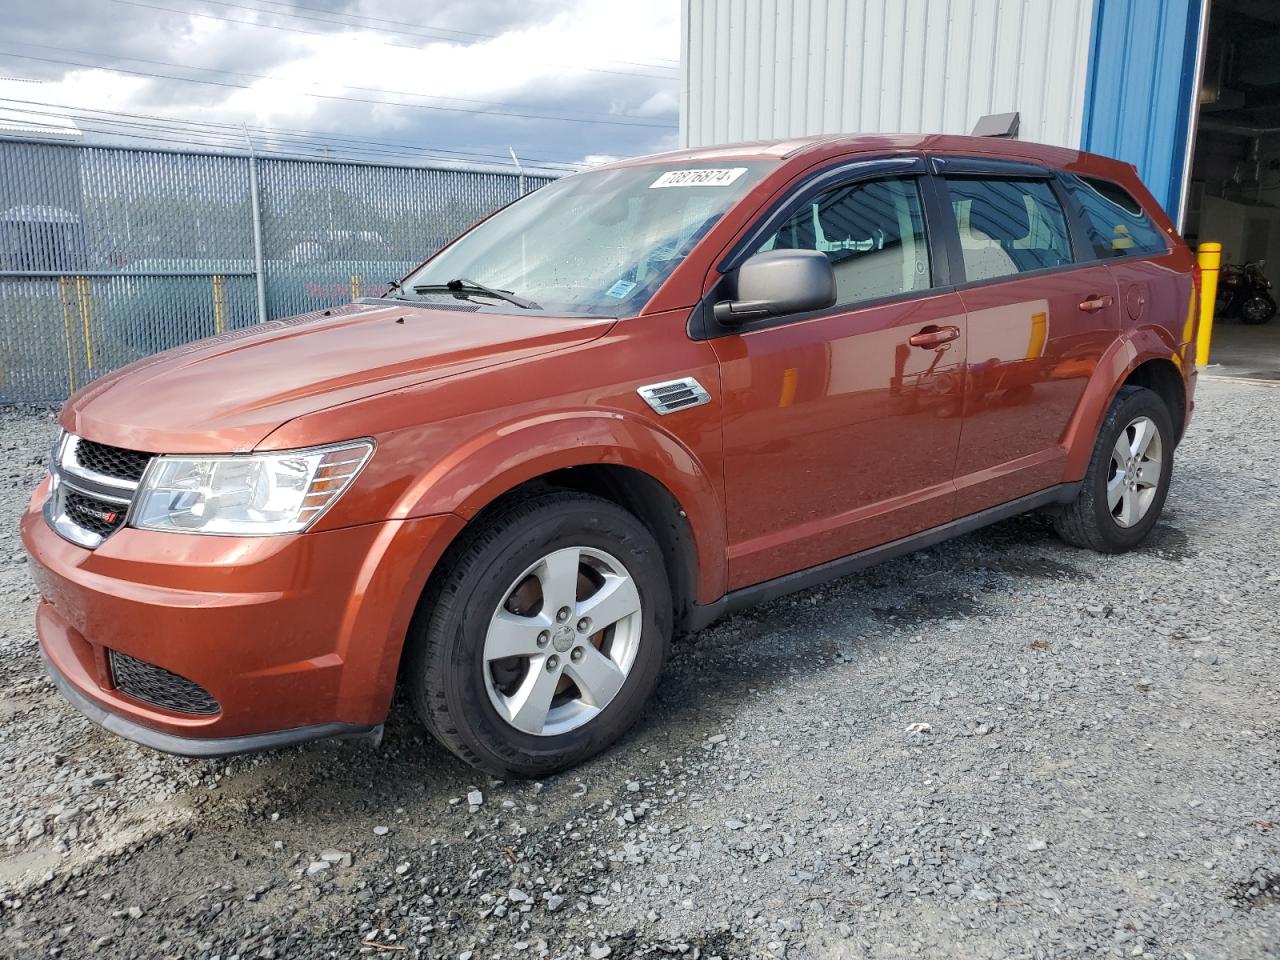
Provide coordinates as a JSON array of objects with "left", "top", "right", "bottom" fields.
[
  {"left": 1080, "top": 0, "right": 1204, "bottom": 220},
  {"left": 681, "top": 0, "right": 1096, "bottom": 149}
]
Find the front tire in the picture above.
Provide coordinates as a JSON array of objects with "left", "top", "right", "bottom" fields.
[
  {"left": 404, "top": 491, "right": 671, "bottom": 778},
  {"left": 1051, "top": 385, "right": 1174, "bottom": 553}
]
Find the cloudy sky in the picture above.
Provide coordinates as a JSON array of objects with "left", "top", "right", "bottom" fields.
[{"left": 0, "top": 0, "right": 681, "bottom": 171}]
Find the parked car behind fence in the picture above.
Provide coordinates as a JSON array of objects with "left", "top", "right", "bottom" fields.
[{"left": 0, "top": 137, "right": 550, "bottom": 401}]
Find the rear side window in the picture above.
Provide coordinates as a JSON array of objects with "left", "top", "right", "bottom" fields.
[
  {"left": 944, "top": 178, "right": 1073, "bottom": 282},
  {"left": 756, "top": 177, "right": 931, "bottom": 306},
  {"left": 1065, "top": 175, "right": 1169, "bottom": 259}
]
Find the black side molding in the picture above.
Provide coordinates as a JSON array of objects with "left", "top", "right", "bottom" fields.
[{"left": 686, "top": 482, "right": 1081, "bottom": 632}]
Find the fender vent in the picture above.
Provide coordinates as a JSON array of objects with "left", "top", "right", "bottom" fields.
[{"left": 637, "top": 377, "right": 711, "bottom": 415}]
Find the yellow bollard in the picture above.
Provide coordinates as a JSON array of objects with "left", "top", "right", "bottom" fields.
[
  {"left": 350, "top": 274, "right": 361, "bottom": 302},
  {"left": 75, "top": 276, "right": 94, "bottom": 374},
  {"left": 212, "top": 275, "right": 226, "bottom": 334},
  {"left": 57, "top": 276, "right": 77, "bottom": 394},
  {"left": 1196, "top": 242, "right": 1222, "bottom": 368}
]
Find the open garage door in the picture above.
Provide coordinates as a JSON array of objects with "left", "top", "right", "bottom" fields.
[{"left": 1185, "top": 0, "right": 1280, "bottom": 378}]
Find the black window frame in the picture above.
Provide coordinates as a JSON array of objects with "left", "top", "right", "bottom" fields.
[
  {"left": 692, "top": 154, "right": 954, "bottom": 339},
  {"left": 928, "top": 161, "right": 1084, "bottom": 289},
  {"left": 690, "top": 154, "right": 1163, "bottom": 342}
]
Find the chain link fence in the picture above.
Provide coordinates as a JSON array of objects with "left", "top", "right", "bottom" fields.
[{"left": 0, "top": 137, "right": 552, "bottom": 402}]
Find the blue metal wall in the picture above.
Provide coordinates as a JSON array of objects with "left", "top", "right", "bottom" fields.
[{"left": 1081, "top": 0, "right": 1204, "bottom": 222}]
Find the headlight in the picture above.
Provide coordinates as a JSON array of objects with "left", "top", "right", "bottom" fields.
[{"left": 130, "top": 440, "right": 374, "bottom": 536}]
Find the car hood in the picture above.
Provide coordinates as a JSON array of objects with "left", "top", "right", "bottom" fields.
[{"left": 62, "top": 302, "right": 616, "bottom": 453}]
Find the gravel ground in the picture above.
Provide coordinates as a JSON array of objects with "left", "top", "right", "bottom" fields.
[{"left": 0, "top": 378, "right": 1277, "bottom": 960}]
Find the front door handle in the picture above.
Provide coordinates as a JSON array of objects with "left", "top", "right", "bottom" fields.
[
  {"left": 908, "top": 324, "right": 961, "bottom": 348},
  {"left": 1079, "top": 294, "right": 1115, "bottom": 313}
]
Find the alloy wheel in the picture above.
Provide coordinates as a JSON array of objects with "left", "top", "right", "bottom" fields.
[
  {"left": 1107, "top": 415, "right": 1163, "bottom": 528},
  {"left": 483, "top": 546, "right": 642, "bottom": 736}
]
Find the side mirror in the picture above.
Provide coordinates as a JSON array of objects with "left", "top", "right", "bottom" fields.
[{"left": 713, "top": 249, "right": 836, "bottom": 325}]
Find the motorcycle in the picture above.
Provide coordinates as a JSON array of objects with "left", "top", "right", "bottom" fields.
[{"left": 1216, "top": 260, "right": 1276, "bottom": 325}]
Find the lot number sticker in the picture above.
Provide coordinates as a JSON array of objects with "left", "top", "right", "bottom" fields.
[{"left": 649, "top": 167, "right": 748, "bottom": 188}]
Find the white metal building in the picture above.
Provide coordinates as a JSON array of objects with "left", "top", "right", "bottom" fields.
[
  {"left": 681, "top": 0, "right": 1095, "bottom": 155},
  {"left": 680, "top": 0, "right": 1280, "bottom": 269}
]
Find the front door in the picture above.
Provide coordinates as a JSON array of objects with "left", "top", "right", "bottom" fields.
[{"left": 712, "top": 172, "right": 966, "bottom": 590}]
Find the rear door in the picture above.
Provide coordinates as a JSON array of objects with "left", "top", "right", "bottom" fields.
[
  {"left": 930, "top": 158, "right": 1122, "bottom": 515},
  {"left": 709, "top": 158, "right": 968, "bottom": 588},
  {"left": 1060, "top": 173, "right": 1194, "bottom": 364}
]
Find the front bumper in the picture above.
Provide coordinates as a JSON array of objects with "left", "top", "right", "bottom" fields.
[
  {"left": 37, "top": 631, "right": 381, "bottom": 756},
  {"left": 22, "top": 482, "right": 463, "bottom": 756}
]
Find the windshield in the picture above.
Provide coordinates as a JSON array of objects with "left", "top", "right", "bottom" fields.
[{"left": 403, "top": 161, "right": 776, "bottom": 315}]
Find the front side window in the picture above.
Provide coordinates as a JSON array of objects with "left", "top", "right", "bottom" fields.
[
  {"left": 945, "top": 177, "right": 1073, "bottom": 282},
  {"left": 756, "top": 177, "right": 931, "bottom": 306},
  {"left": 403, "top": 161, "right": 775, "bottom": 315},
  {"left": 1065, "top": 176, "right": 1168, "bottom": 259}
]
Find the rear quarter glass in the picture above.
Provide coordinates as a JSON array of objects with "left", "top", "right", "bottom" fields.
[{"left": 1064, "top": 174, "right": 1171, "bottom": 259}]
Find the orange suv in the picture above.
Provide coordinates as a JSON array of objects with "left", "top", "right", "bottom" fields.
[{"left": 22, "top": 134, "right": 1198, "bottom": 776}]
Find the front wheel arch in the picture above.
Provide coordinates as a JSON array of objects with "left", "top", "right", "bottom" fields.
[
  {"left": 402, "top": 489, "right": 673, "bottom": 776},
  {"left": 390, "top": 412, "right": 727, "bottom": 606}
]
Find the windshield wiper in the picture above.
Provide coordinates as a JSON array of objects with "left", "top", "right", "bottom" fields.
[
  {"left": 383, "top": 278, "right": 412, "bottom": 301},
  {"left": 412, "top": 278, "right": 539, "bottom": 310}
]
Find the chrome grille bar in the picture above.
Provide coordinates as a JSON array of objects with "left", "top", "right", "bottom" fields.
[{"left": 44, "top": 434, "right": 148, "bottom": 549}]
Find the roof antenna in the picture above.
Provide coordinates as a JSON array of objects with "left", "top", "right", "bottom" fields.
[{"left": 971, "top": 112, "right": 1020, "bottom": 138}]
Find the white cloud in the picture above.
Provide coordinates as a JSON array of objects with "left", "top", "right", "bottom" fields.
[{"left": 1, "top": 0, "right": 681, "bottom": 166}]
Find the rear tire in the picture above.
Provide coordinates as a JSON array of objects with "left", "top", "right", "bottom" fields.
[
  {"left": 404, "top": 491, "right": 671, "bottom": 778},
  {"left": 1240, "top": 293, "right": 1276, "bottom": 325},
  {"left": 1051, "top": 385, "right": 1173, "bottom": 553}
]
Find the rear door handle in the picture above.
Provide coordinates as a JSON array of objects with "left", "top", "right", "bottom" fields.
[
  {"left": 1079, "top": 295, "right": 1115, "bottom": 313},
  {"left": 908, "top": 324, "right": 961, "bottom": 348}
]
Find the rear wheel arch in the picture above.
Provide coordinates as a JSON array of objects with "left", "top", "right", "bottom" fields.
[
  {"left": 1122, "top": 358, "right": 1186, "bottom": 441},
  {"left": 1062, "top": 334, "right": 1190, "bottom": 477},
  {"left": 1051, "top": 384, "right": 1174, "bottom": 553}
]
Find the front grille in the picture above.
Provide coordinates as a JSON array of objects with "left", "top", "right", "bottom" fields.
[
  {"left": 74, "top": 439, "right": 152, "bottom": 483},
  {"left": 46, "top": 434, "right": 148, "bottom": 548},
  {"left": 108, "top": 650, "right": 221, "bottom": 716},
  {"left": 63, "top": 490, "right": 127, "bottom": 538}
]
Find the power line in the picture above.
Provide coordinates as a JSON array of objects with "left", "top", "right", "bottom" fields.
[
  {"left": 235, "top": 0, "right": 681, "bottom": 63},
  {"left": 1, "top": 113, "right": 540, "bottom": 168},
  {"left": 0, "top": 96, "right": 590, "bottom": 166},
  {"left": 7, "top": 38, "right": 666, "bottom": 126},
  {"left": 0, "top": 101, "right": 586, "bottom": 168},
  {"left": 0, "top": 99, "right": 589, "bottom": 169},
  {"left": 111, "top": 0, "right": 680, "bottom": 82},
  {"left": 212, "top": 0, "right": 681, "bottom": 70},
  {"left": 241, "top": 0, "right": 505, "bottom": 42},
  {"left": 0, "top": 94, "right": 584, "bottom": 166},
  {"left": 0, "top": 50, "right": 678, "bottom": 129},
  {"left": 179, "top": 0, "right": 680, "bottom": 74}
]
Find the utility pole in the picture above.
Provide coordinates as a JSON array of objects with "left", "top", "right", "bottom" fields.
[{"left": 242, "top": 124, "right": 268, "bottom": 325}]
